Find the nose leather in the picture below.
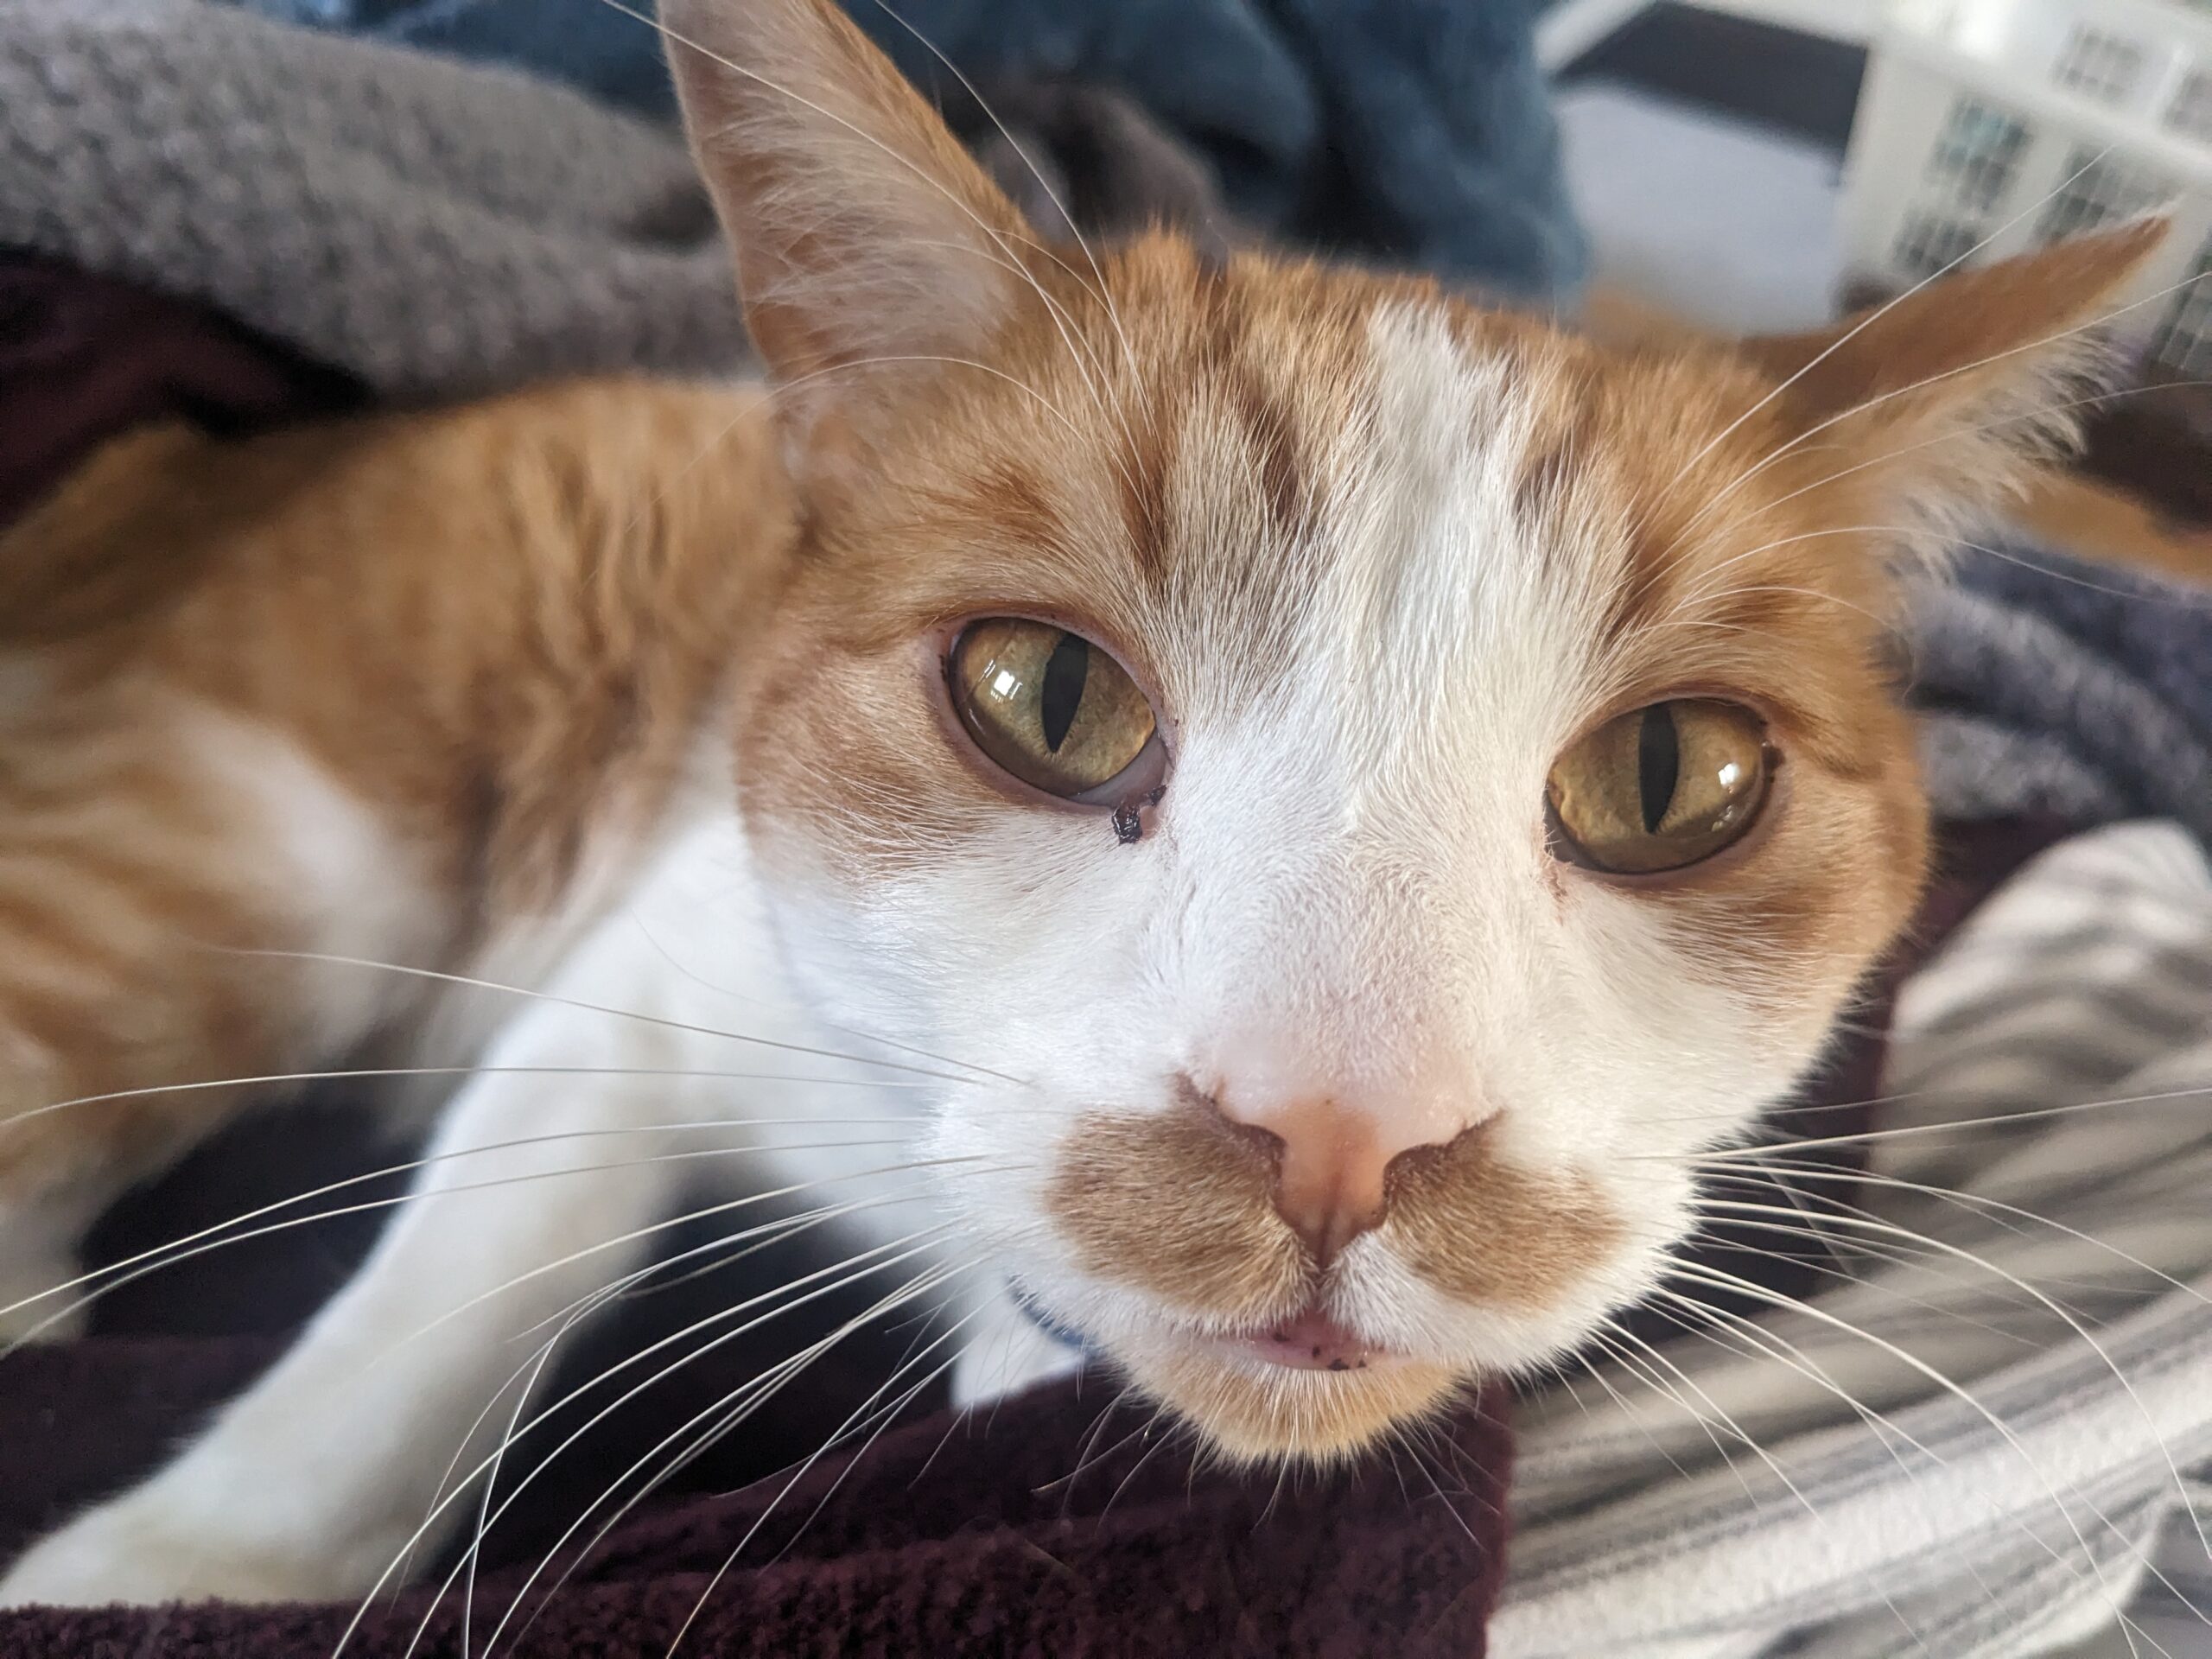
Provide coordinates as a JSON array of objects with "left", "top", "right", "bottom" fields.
[{"left": 1211, "top": 1087, "right": 1468, "bottom": 1263}]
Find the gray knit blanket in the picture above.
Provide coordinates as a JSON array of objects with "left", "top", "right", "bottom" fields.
[
  {"left": 4, "top": 3, "right": 2211, "bottom": 1653},
  {"left": 0, "top": 0, "right": 748, "bottom": 398}
]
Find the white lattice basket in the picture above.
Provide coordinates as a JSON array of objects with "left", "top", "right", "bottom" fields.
[{"left": 1840, "top": 0, "right": 2212, "bottom": 375}]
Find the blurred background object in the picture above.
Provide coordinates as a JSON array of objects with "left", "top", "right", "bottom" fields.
[
  {"left": 232, "top": 0, "right": 1591, "bottom": 301},
  {"left": 1549, "top": 0, "right": 2212, "bottom": 574}
]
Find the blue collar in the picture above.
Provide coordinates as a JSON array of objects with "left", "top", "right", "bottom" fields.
[{"left": 1007, "top": 1279, "right": 1093, "bottom": 1354}]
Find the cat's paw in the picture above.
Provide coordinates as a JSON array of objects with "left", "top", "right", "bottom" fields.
[{"left": 0, "top": 1497, "right": 344, "bottom": 1609}]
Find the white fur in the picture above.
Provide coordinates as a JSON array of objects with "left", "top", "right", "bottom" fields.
[
  {"left": 2, "top": 307, "right": 1855, "bottom": 1608},
  {"left": 190, "top": 703, "right": 448, "bottom": 1052},
  {"left": 0, "top": 812, "right": 982, "bottom": 1607}
]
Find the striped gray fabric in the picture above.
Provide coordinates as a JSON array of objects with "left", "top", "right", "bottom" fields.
[{"left": 1496, "top": 821, "right": 2212, "bottom": 1659}]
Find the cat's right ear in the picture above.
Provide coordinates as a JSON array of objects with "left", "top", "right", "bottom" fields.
[{"left": 662, "top": 0, "right": 1039, "bottom": 453}]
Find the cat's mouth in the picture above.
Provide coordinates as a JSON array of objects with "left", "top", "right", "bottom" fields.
[
  {"left": 1119, "top": 1308, "right": 1459, "bottom": 1465},
  {"left": 1211, "top": 1304, "right": 1407, "bottom": 1374}
]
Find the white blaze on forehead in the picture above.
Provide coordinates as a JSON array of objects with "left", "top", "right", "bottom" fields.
[
  {"left": 1145, "top": 305, "right": 1639, "bottom": 1107},
  {"left": 1336, "top": 303, "right": 1620, "bottom": 765},
  {"left": 1178, "top": 303, "right": 1619, "bottom": 862}
]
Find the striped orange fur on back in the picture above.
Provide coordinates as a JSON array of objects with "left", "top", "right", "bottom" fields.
[{"left": 0, "top": 380, "right": 792, "bottom": 1232}]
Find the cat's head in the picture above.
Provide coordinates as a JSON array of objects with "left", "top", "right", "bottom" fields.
[{"left": 665, "top": 0, "right": 2165, "bottom": 1461}]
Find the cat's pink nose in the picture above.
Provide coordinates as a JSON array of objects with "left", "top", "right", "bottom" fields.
[{"left": 1210, "top": 1087, "right": 1468, "bottom": 1264}]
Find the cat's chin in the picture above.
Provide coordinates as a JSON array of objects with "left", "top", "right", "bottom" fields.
[{"left": 1117, "top": 1332, "right": 1464, "bottom": 1467}]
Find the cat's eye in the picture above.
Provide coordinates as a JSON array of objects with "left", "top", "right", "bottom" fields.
[
  {"left": 947, "top": 619, "right": 1161, "bottom": 803},
  {"left": 1547, "top": 700, "right": 1770, "bottom": 874}
]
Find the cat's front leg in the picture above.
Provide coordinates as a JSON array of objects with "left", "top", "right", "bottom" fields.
[{"left": 0, "top": 914, "right": 743, "bottom": 1609}]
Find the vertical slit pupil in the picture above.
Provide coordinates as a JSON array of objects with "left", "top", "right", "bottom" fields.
[
  {"left": 1637, "top": 703, "right": 1680, "bottom": 834},
  {"left": 1039, "top": 632, "right": 1090, "bottom": 753}
]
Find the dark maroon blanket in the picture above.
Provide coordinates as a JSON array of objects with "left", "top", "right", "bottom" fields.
[
  {"left": 0, "top": 259, "right": 362, "bottom": 528},
  {"left": 2, "top": 1338, "right": 1513, "bottom": 1658},
  {"left": 0, "top": 254, "right": 2061, "bottom": 1657}
]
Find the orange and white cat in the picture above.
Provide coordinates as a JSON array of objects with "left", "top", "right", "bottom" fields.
[{"left": 0, "top": 0, "right": 2165, "bottom": 1608}]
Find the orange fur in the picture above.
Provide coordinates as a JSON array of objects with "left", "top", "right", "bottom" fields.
[
  {"left": 1049, "top": 1103, "right": 1309, "bottom": 1318},
  {"left": 1383, "top": 1127, "right": 1624, "bottom": 1312},
  {"left": 0, "top": 0, "right": 2167, "bottom": 1478},
  {"left": 0, "top": 379, "right": 791, "bottom": 1208}
]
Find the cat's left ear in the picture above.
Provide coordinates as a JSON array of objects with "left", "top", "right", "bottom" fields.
[
  {"left": 661, "top": 0, "right": 1039, "bottom": 456},
  {"left": 1736, "top": 219, "right": 2171, "bottom": 528}
]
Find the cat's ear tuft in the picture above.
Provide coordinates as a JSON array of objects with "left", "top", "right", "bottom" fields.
[
  {"left": 1736, "top": 218, "right": 2171, "bottom": 531},
  {"left": 662, "top": 0, "right": 1037, "bottom": 436}
]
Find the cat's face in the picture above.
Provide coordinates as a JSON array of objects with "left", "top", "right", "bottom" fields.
[
  {"left": 669, "top": 0, "right": 2160, "bottom": 1460},
  {"left": 727, "top": 245, "right": 1935, "bottom": 1456}
]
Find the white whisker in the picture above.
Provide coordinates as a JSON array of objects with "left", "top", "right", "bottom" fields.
[
  {"left": 1656, "top": 143, "right": 2127, "bottom": 505},
  {"left": 344, "top": 1232, "right": 969, "bottom": 1659},
  {"left": 1, "top": 1061, "right": 950, "bottom": 1136},
  {"left": 2, "top": 1143, "right": 1011, "bottom": 1347},
  {"left": 219, "top": 946, "right": 1008, "bottom": 1085},
  {"left": 479, "top": 1261, "right": 977, "bottom": 1659},
  {"left": 1670, "top": 266, "right": 2209, "bottom": 557},
  {"left": 1667, "top": 1258, "right": 2204, "bottom": 1632},
  {"left": 1697, "top": 1188, "right": 2212, "bottom": 1569},
  {"left": 658, "top": 1297, "right": 980, "bottom": 1657}
]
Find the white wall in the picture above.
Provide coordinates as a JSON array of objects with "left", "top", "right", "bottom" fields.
[{"left": 1540, "top": 0, "right": 1877, "bottom": 71}]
